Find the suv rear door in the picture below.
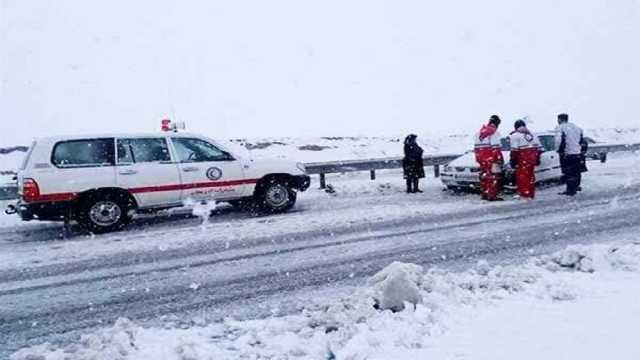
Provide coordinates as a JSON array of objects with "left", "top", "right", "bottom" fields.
[
  {"left": 47, "top": 138, "right": 117, "bottom": 200},
  {"left": 116, "top": 137, "right": 182, "bottom": 208},
  {"left": 169, "top": 136, "right": 250, "bottom": 202}
]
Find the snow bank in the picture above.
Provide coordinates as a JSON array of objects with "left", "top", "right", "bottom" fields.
[
  {"left": 367, "top": 261, "right": 423, "bottom": 312},
  {"left": 231, "top": 127, "right": 640, "bottom": 163},
  {"left": 12, "top": 243, "right": 640, "bottom": 360}
]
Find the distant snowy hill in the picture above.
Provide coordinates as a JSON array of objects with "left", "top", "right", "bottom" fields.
[
  {"left": 226, "top": 127, "right": 640, "bottom": 163},
  {"left": 1, "top": 128, "right": 638, "bottom": 173}
]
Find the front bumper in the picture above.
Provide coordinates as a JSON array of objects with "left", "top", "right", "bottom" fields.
[
  {"left": 292, "top": 175, "right": 311, "bottom": 192},
  {"left": 441, "top": 171, "right": 518, "bottom": 189},
  {"left": 440, "top": 173, "right": 480, "bottom": 188}
]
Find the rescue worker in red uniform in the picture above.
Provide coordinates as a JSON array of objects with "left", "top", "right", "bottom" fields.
[
  {"left": 474, "top": 115, "right": 504, "bottom": 201},
  {"left": 509, "top": 120, "right": 542, "bottom": 199}
]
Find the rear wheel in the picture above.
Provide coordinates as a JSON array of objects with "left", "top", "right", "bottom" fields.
[
  {"left": 255, "top": 179, "right": 297, "bottom": 213},
  {"left": 76, "top": 192, "right": 132, "bottom": 234}
]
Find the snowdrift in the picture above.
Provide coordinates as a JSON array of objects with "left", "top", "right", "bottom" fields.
[{"left": 12, "top": 242, "right": 640, "bottom": 360}]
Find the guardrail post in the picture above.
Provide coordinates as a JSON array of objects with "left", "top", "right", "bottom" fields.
[
  {"left": 319, "top": 173, "right": 326, "bottom": 189},
  {"left": 433, "top": 165, "right": 440, "bottom": 178},
  {"left": 370, "top": 169, "right": 376, "bottom": 180}
]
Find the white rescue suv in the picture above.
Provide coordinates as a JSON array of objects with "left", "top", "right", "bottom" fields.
[{"left": 7, "top": 130, "right": 310, "bottom": 233}]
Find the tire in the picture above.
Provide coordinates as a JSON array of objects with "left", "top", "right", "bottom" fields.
[
  {"left": 76, "top": 191, "right": 132, "bottom": 234},
  {"left": 254, "top": 179, "right": 297, "bottom": 214}
]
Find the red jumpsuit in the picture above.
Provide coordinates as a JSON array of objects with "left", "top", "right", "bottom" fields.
[
  {"left": 509, "top": 129, "right": 542, "bottom": 199},
  {"left": 474, "top": 124, "right": 504, "bottom": 200}
]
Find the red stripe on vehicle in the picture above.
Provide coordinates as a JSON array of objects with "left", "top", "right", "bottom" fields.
[
  {"left": 29, "top": 193, "right": 78, "bottom": 203},
  {"left": 129, "top": 178, "right": 259, "bottom": 194},
  {"left": 29, "top": 179, "right": 259, "bottom": 203}
]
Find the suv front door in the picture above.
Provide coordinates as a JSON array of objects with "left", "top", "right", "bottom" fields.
[
  {"left": 116, "top": 137, "right": 182, "bottom": 208},
  {"left": 169, "top": 137, "right": 249, "bottom": 202}
]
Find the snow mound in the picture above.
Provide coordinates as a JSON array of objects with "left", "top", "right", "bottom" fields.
[
  {"left": 535, "top": 244, "right": 640, "bottom": 273},
  {"left": 12, "top": 318, "right": 138, "bottom": 360},
  {"left": 368, "top": 261, "right": 423, "bottom": 312},
  {"left": 13, "top": 243, "right": 640, "bottom": 360}
]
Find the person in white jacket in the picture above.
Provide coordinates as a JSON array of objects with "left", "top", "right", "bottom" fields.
[
  {"left": 555, "top": 113, "right": 586, "bottom": 196},
  {"left": 509, "top": 120, "right": 542, "bottom": 199}
]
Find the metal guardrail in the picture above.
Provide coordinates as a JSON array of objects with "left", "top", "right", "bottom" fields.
[
  {"left": 306, "top": 143, "right": 640, "bottom": 189},
  {"left": 0, "top": 186, "right": 17, "bottom": 201},
  {"left": 588, "top": 143, "right": 640, "bottom": 154},
  {"left": 305, "top": 154, "right": 461, "bottom": 188}
]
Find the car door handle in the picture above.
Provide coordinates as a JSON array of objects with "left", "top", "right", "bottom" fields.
[
  {"left": 182, "top": 166, "right": 200, "bottom": 172},
  {"left": 119, "top": 169, "right": 138, "bottom": 175}
]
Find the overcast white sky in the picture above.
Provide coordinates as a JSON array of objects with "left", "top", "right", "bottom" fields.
[{"left": 1, "top": 0, "right": 639, "bottom": 146}]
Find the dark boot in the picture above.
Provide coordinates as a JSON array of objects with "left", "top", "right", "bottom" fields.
[
  {"left": 413, "top": 178, "right": 423, "bottom": 193},
  {"left": 406, "top": 178, "right": 414, "bottom": 193}
]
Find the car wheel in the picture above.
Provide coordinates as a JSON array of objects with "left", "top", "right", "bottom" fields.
[
  {"left": 255, "top": 179, "right": 297, "bottom": 213},
  {"left": 76, "top": 192, "right": 131, "bottom": 234}
]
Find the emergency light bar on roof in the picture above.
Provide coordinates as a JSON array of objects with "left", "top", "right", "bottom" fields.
[{"left": 160, "top": 118, "right": 186, "bottom": 132}]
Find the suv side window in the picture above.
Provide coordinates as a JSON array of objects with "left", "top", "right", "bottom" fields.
[
  {"left": 117, "top": 138, "right": 171, "bottom": 164},
  {"left": 172, "top": 138, "right": 234, "bottom": 163},
  {"left": 52, "top": 138, "right": 115, "bottom": 168}
]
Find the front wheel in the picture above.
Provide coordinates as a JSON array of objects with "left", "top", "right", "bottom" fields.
[
  {"left": 255, "top": 180, "right": 297, "bottom": 214},
  {"left": 76, "top": 192, "right": 131, "bottom": 234}
]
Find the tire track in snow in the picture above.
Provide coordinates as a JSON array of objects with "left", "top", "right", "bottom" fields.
[{"left": 0, "top": 184, "right": 637, "bottom": 285}]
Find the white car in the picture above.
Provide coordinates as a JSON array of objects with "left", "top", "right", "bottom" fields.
[
  {"left": 7, "top": 132, "right": 310, "bottom": 233},
  {"left": 440, "top": 133, "right": 563, "bottom": 190}
]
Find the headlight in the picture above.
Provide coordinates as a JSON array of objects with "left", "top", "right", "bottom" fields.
[
  {"left": 444, "top": 166, "right": 452, "bottom": 173},
  {"left": 296, "top": 162, "right": 307, "bottom": 173}
]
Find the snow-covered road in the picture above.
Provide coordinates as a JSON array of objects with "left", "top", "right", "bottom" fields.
[{"left": 0, "top": 153, "right": 639, "bottom": 357}]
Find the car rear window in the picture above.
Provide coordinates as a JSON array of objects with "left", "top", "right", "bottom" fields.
[
  {"left": 52, "top": 138, "right": 115, "bottom": 168},
  {"left": 500, "top": 138, "right": 511, "bottom": 151}
]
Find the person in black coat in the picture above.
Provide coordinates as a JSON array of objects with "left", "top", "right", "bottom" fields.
[{"left": 403, "top": 134, "right": 425, "bottom": 193}]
